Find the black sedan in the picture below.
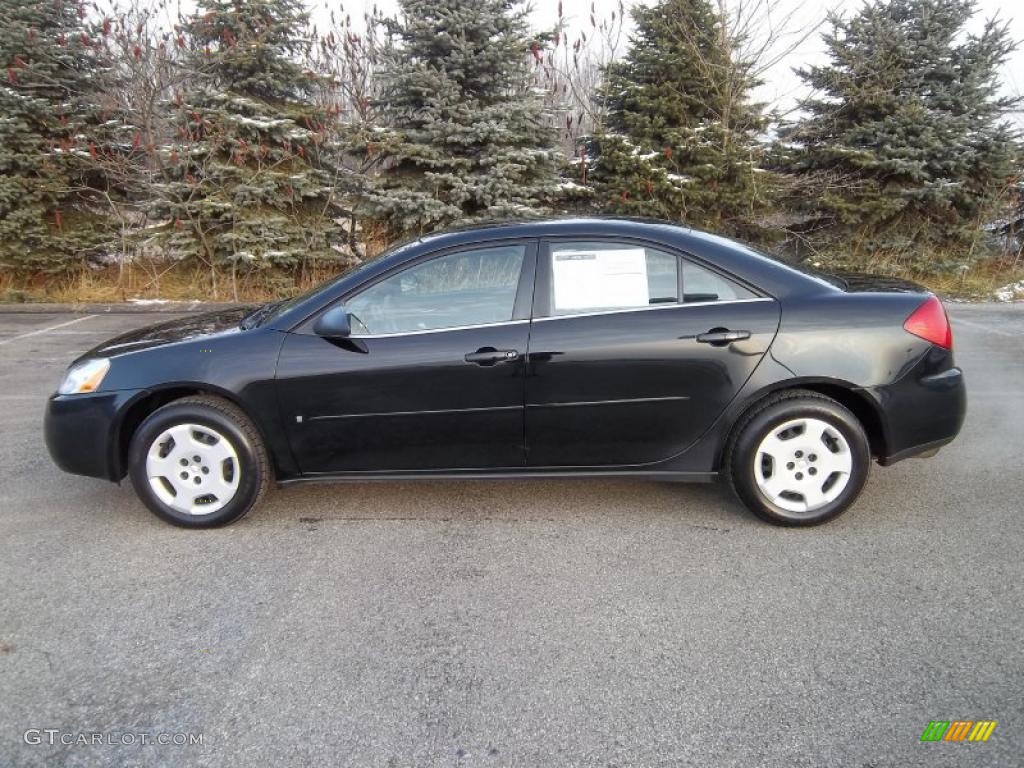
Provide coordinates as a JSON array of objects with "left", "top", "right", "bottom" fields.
[{"left": 45, "top": 218, "right": 966, "bottom": 527}]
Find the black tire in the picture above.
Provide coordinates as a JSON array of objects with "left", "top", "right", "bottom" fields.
[
  {"left": 724, "top": 390, "right": 870, "bottom": 526},
  {"left": 128, "top": 395, "right": 271, "bottom": 528}
]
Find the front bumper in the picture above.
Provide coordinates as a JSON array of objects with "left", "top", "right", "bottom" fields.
[
  {"left": 864, "top": 348, "right": 966, "bottom": 466},
  {"left": 44, "top": 390, "right": 142, "bottom": 481}
]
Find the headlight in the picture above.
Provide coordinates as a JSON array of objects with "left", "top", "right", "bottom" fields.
[{"left": 58, "top": 358, "right": 111, "bottom": 395}]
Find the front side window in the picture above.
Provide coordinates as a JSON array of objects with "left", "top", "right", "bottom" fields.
[
  {"left": 345, "top": 245, "right": 525, "bottom": 335},
  {"left": 549, "top": 241, "right": 679, "bottom": 316}
]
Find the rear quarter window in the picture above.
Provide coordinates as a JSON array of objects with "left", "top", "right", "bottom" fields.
[{"left": 682, "top": 260, "right": 758, "bottom": 303}]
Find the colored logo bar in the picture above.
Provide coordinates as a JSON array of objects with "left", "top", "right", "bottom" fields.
[{"left": 920, "top": 721, "right": 997, "bottom": 742}]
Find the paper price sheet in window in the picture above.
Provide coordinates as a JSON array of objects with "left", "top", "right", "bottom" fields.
[{"left": 552, "top": 248, "right": 650, "bottom": 312}]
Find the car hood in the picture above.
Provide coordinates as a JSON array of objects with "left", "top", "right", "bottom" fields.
[{"left": 82, "top": 306, "right": 258, "bottom": 359}]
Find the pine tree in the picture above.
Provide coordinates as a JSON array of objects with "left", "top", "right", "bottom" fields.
[
  {"left": 359, "top": 0, "right": 561, "bottom": 236},
  {"left": 152, "top": 0, "right": 344, "bottom": 286},
  {"left": 583, "top": 0, "right": 769, "bottom": 238},
  {"left": 0, "top": 0, "right": 111, "bottom": 272},
  {"left": 780, "top": 0, "right": 1020, "bottom": 254}
]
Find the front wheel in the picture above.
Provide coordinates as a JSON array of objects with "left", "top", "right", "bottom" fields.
[
  {"left": 128, "top": 395, "right": 271, "bottom": 528},
  {"left": 725, "top": 391, "right": 870, "bottom": 526}
]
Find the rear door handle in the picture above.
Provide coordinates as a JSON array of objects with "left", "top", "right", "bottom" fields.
[
  {"left": 465, "top": 347, "right": 520, "bottom": 366},
  {"left": 696, "top": 329, "right": 751, "bottom": 346}
]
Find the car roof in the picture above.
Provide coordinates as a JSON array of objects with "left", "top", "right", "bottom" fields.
[
  {"left": 269, "top": 217, "right": 835, "bottom": 330},
  {"left": 415, "top": 216, "right": 737, "bottom": 249}
]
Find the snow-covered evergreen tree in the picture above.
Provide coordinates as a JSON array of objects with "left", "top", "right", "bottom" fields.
[
  {"left": 153, "top": 0, "right": 344, "bottom": 279},
  {"left": 359, "top": 0, "right": 561, "bottom": 236},
  {"left": 0, "top": 0, "right": 111, "bottom": 271},
  {"left": 583, "top": 0, "right": 769, "bottom": 238},
  {"left": 780, "top": 0, "right": 1020, "bottom": 252}
]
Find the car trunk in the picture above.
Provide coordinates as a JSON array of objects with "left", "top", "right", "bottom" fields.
[{"left": 824, "top": 270, "right": 929, "bottom": 294}]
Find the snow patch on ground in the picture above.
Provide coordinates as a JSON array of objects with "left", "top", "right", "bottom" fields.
[
  {"left": 993, "top": 280, "right": 1024, "bottom": 302},
  {"left": 127, "top": 298, "right": 174, "bottom": 305}
]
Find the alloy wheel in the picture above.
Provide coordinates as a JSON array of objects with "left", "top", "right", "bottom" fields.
[
  {"left": 753, "top": 417, "right": 853, "bottom": 515},
  {"left": 145, "top": 423, "right": 240, "bottom": 515}
]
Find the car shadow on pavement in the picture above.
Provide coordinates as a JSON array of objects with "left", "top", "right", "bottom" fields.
[{"left": 261, "top": 478, "right": 755, "bottom": 529}]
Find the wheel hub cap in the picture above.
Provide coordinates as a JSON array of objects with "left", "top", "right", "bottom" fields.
[
  {"left": 145, "top": 424, "right": 239, "bottom": 515},
  {"left": 753, "top": 417, "right": 853, "bottom": 515}
]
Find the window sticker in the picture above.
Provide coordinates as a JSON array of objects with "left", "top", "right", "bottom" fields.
[{"left": 552, "top": 248, "right": 650, "bottom": 311}]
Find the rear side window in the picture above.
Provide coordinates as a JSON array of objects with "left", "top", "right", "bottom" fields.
[
  {"left": 546, "top": 241, "right": 756, "bottom": 315},
  {"left": 682, "top": 260, "right": 757, "bottom": 303},
  {"left": 548, "top": 241, "right": 679, "bottom": 316}
]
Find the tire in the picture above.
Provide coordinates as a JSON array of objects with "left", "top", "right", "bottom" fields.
[
  {"left": 724, "top": 390, "right": 870, "bottom": 526},
  {"left": 128, "top": 395, "right": 271, "bottom": 528}
]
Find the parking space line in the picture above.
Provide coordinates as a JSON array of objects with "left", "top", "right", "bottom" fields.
[{"left": 0, "top": 315, "right": 96, "bottom": 347}]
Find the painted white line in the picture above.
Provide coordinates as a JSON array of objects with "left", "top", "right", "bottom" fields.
[
  {"left": 0, "top": 315, "right": 96, "bottom": 347},
  {"left": 952, "top": 317, "right": 1017, "bottom": 337}
]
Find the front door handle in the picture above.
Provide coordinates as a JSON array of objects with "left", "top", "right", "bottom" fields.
[
  {"left": 465, "top": 347, "right": 520, "bottom": 366},
  {"left": 696, "top": 328, "right": 751, "bottom": 346}
]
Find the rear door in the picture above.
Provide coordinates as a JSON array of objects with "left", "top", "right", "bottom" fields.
[{"left": 524, "top": 239, "right": 780, "bottom": 467}]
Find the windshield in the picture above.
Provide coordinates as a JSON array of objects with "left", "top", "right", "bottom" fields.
[
  {"left": 737, "top": 242, "right": 847, "bottom": 290},
  {"left": 777, "top": 257, "right": 848, "bottom": 289}
]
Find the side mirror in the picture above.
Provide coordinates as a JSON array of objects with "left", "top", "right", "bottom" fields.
[{"left": 313, "top": 306, "right": 352, "bottom": 338}]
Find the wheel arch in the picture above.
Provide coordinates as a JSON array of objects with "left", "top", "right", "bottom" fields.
[
  {"left": 718, "top": 378, "right": 889, "bottom": 469},
  {"left": 112, "top": 384, "right": 267, "bottom": 480}
]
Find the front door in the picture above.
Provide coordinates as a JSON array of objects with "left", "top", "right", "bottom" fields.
[
  {"left": 276, "top": 241, "right": 536, "bottom": 473},
  {"left": 525, "top": 239, "right": 780, "bottom": 467}
]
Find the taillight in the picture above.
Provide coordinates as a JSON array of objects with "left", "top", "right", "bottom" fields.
[{"left": 903, "top": 295, "right": 952, "bottom": 349}]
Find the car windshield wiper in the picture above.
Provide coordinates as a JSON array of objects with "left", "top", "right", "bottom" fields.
[{"left": 240, "top": 300, "right": 286, "bottom": 330}]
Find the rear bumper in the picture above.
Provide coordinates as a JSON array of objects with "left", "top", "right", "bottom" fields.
[
  {"left": 44, "top": 390, "right": 141, "bottom": 481},
  {"left": 863, "top": 349, "right": 966, "bottom": 466},
  {"left": 880, "top": 435, "right": 955, "bottom": 465}
]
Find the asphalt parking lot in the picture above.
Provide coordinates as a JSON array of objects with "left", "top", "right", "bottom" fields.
[{"left": 0, "top": 304, "right": 1021, "bottom": 767}]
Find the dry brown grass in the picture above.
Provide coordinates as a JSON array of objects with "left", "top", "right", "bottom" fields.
[
  {"left": 0, "top": 259, "right": 357, "bottom": 304},
  {"left": 812, "top": 234, "right": 1024, "bottom": 300},
  {"left": 1, "top": 251, "right": 1021, "bottom": 304},
  {"left": 904, "top": 260, "right": 1024, "bottom": 300}
]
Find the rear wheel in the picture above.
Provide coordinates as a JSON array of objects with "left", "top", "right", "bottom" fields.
[
  {"left": 725, "top": 390, "right": 870, "bottom": 526},
  {"left": 128, "top": 395, "right": 271, "bottom": 528}
]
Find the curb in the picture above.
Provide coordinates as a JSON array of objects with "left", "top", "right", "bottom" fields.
[{"left": 0, "top": 301, "right": 246, "bottom": 314}]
